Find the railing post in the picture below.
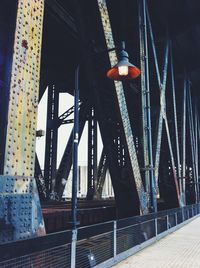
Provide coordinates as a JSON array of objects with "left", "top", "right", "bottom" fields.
[
  {"left": 182, "top": 207, "right": 184, "bottom": 222},
  {"left": 113, "top": 221, "right": 117, "bottom": 259},
  {"left": 166, "top": 215, "right": 169, "bottom": 230},
  {"left": 155, "top": 218, "right": 158, "bottom": 237},
  {"left": 71, "top": 229, "right": 77, "bottom": 268},
  {"left": 187, "top": 209, "right": 189, "bottom": 219},
  {"left": 175, "top": 212, "right": 177, "bottom": 226}
]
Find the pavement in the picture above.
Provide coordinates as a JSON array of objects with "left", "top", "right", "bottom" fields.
[{"left": 113, "top": 216, "right": 200, "bottom": 268}]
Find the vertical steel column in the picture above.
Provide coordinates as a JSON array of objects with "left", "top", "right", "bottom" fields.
[
  {"left": 0, "top": 2, "right": 17, "bottom": 174},
  {"left": 87, "top": 107, "right": 98, "bottom": 200},
  {"left": 71, "top": 65, "right": 80, "bottom": 229},
  {"left": 139, "top": 0, "right": 157, "bottom": 212},
  {"left": 0, "top": 0, "right": 45, "bottom": 243},
  {"left": 44, "top": 84, "right": 59, "bottom": 199},
  {"left": 187, "top": 83, "right": 198, "bottom": 202},
  {"left": 181, "top": 77, "right": 187, "bottom": 200}
]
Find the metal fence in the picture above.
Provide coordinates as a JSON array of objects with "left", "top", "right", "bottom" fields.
[{"left": 0, "top": 204, "right": 199, "bottom": 268}]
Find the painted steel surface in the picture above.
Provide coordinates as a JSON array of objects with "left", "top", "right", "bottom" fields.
[
  {"left": 139, "top": 0, "right": 156, "bottom": 211},
  {"left": 3, "top": 0, "right": 44, "bottom": 177},
  {"left": 0, "top": 0, "right": 45, "bottom": 244},
  {"left": 0, "top": 175, "right": 45, "bottom": 244},
  {"left": 97, "top": 0, "right": 148, "bottom": 214}
]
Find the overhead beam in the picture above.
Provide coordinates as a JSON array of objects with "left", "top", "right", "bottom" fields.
[{"left": 45, "top": 0, "right": 78, "bottom": 40}]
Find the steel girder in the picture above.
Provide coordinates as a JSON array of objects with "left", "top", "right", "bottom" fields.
[
  {"left": 87, "top": 107, "right": 98, "bottom": 200},
  {"left": 145, "top": 0, "right": 200, "bottom": 206},
  {"left": 139, "top": 0, "right": 156, "bottom": 212},
  {"left": 97, "top": 0, "right": 148, "bottom": 215},
  {"left": 44, "top": 84, "right": 59, "bottom": 199},
  {"left": 57, "top": 0, "right": 200, "bottom": 216},
  {"left": 0, "top": 0, "right": 45, "bottom": 243},
  {"left": 27, "top": 0, "right": 199, "bottom": 215}
]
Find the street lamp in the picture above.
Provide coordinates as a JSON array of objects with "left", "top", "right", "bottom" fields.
[
  {"left": 107, "top": 41, "right": 141, "bottom": 81},
  {"left": 71, "top": 41, "right": 140, "bottom": 229}
]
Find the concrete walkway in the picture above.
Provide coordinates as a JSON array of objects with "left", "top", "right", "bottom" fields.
[{"left": 114, "top": 216, "right": 200, "bottom": 268}]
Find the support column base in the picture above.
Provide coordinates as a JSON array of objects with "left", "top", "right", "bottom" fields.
[{"left": 0, "top": 175, "right": 45, "bottom": 244}]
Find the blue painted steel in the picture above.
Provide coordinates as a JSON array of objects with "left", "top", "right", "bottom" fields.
[{"left": 0, "top": 175, "right": 45, "bottom": 244}]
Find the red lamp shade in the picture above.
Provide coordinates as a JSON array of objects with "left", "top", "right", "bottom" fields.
[
  {"left": 106, "top": 47, "right": 141, "bottom": 81},
  {"left": 107, "top": 64, "right": 141, "bottom": 81}
]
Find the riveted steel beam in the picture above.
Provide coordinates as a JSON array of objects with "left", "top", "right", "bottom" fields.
[
  {"left": 4, "top": 0, "right": 44, "bottom": 177},
  {"left": 0, "top": 175, "right": 45, "bottom": 244},
  {"left": 0, "top": 0, "right": 45, "bottom": 243}
]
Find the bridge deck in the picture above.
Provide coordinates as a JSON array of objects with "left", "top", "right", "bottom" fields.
[{"left": 114, "top": 216, "right": 200, "bottom": 268}]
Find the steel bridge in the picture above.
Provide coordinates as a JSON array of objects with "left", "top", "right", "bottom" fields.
[{"left": 0, "top": 0, "right": 200, "bottom": 266}]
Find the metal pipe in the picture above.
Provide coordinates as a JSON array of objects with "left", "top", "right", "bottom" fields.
[
  {"left": 181, "top": 77, "right": 187, "bottom": 199},
  {"left": 139, "top": 0, "right": 157, "bottom": 212},
  {"left": 71, "top": 65, "right": 80, "bottom": 229},
  {"left": 139, "top": 0, "right": 150, "bottom": 201},
  {"left": 144, "top": 0, "right": 157, "bottom": 212}
]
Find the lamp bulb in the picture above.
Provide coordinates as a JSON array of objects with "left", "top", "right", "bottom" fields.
[{"left": 118, "top": 65, "right": 128, "bottom": 76}]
